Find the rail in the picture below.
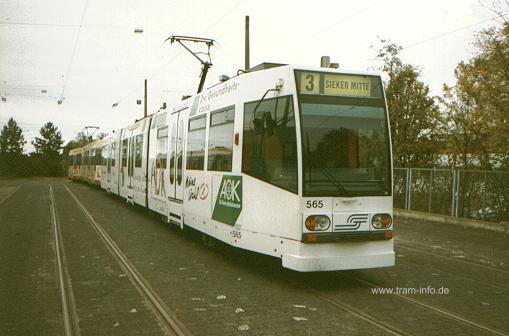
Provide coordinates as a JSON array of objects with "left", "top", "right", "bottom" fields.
[{"left": 64, "top": 184, "right": 191, "bottom": 336}]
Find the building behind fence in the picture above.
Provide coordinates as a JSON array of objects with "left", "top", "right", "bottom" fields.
[{"left": 394, "top": 168, "right": 509, "bottom": 222}]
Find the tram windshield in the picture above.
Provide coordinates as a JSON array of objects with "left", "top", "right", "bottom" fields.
[{"left": 296, "top": 71, "right": 391, "bottom": 197}]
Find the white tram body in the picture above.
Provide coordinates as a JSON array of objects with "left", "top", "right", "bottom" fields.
[{"left": 96, "top": 63, "right": 394, "bottom": 272}]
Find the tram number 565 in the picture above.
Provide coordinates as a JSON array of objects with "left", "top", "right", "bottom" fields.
[
  {"left": 230, "top": 230, "right": 242, "bottom": 239},
  {"left": 306, "top": 200, "right": 323, "bottom": 209}
]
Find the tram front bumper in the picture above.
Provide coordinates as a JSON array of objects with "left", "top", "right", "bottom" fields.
[{"left": 282, "top": 239, "right": 395, "bottom": 272}]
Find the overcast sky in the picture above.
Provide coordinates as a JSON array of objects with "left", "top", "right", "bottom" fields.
[{"left": 0, "top": 0, "right": 505, "bottom": 152}]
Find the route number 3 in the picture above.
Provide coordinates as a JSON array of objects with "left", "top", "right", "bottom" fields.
[
  {"left": 306, "top": 200, "right": 323, "bottom": 208},
  {"left": 305, "top": 74, "right": 315, "bottom": 91},
  {"left": 301, "top": 73, "right": 319, "bottom": 94}
]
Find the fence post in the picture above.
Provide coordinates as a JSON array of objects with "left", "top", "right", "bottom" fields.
[
  {"left": 483, "top": 171, "right": 487, "bottom": 220},
  {"left": 407, "top": 168, "right": 412, "bottom": 210},
  {"left": 455, "top": 170, "right": 461, "bottom": 218},
  {"left": 428, "top": 169, "right": 433, "bottom": 213},
  {"left": 451, "top": 169, "right": 456, "bottom": 217},
  {"left": 404, "top": 168, "right": 408, "bottom": 209}
]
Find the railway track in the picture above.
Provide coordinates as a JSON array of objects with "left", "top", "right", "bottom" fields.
[
  {"left": 395, "top": 240, "right": 509, "bottom": 275},
  {"left": 63, "top": 184, "right": 190, "bottom": 336},
  {"left": 49, "top": 185, "right": 80, "bottom": 336},
  {"left": 286, "top": 270, "right": 507, "bottom": 336},
  {"left": 395, "top": 255, "right": 509, "bottom": 292},
  {"left": 0, "top": 184, "right": 20, "bottom": 204},
  {"left": 60, "top": 181, "right": 507, "bottom": 336},
  {"left": 303, "top": 286, "right": 409, "bottom": 336},
  {"left": 339, "top": 272, "right": 509, "bottom": 336}
]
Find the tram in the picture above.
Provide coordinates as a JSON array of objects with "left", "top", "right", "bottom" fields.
[
  {"left": 69, "top": 139, "right": 103, "bottom": 185},
  {"left": 68, "top": 147, "right": 83, "bottom": 180},
  {"left": 82, "top": 62, "right": 394, "bottom": 272}
]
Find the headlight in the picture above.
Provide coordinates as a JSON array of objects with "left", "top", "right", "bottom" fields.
[
  {"left": 372, "top": 214, "right": 392, "bottom": 229},
  {"left": 305, "top": 215, "right": 331, "bottom": 231}
]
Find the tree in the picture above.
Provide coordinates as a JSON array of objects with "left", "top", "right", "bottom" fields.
[
  {"left": 453, "top": 19, "right": 509, "bottom": 169},
  {"left": 0, "top": 117, "right": 26, "bottom": 176},
  {"left": 375, "top": 39, "right": 443, "bottom": 168},
  {"left": 32, "top": 122, "right": 64, "bottom": 176},
  {"left": 439, "top": 84, "right": 490, "bottom": 169}
]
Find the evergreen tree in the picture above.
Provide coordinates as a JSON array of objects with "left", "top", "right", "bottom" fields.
[
  {"left": 0, "top": 117, "right": 26, "bottom": 176},
  {"left": 32, "top": 122, "right": 64, "bottom": 176}
]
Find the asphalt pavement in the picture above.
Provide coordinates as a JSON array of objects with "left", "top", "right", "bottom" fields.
[{"left": 0, "top": 178, "right": 508, "bottom": 336}]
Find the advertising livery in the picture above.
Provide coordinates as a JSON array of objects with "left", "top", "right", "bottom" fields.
[{"left": 69, "top": 62, "right": 394, "bottom": 272}]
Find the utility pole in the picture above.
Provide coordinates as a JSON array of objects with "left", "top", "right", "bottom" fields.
[
  {"left": 144, "top": 79, "right": 147, "bottom": 118},
  {"left": 245, "top": 15, "right": 250, "bottom": 71}
]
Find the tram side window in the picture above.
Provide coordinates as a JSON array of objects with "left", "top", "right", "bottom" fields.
[
  {"left": 177, "top": 120, "right": 184, "bottom": 185},
  {"left": 156, "top": 127, "right": 168, "bottom": 169},
  {"left": 186, "top": 116, "right": 206, "bottom": 170},
  {"left": 122, "top": 139, "right": 128, "bottom": 167},
  {"left": 208, "top": 107, "right": 234, "bottom": 172},
  {"left": 135, "top": 134, "right": 143, "bottom": 168},
  {"left": 169, "top": 124, "right": 176, "bottom": 184},
  {"left": 77, "top": 154, "right": 82, "bottom": 166},
  {"left": 111, "top": 142, "right": 116, "bottom": 167},
  {"left": 94, "top": 148, "right": 102, "bottom": 165},
  {"left": 242, "top": 95, "right": 298, "bottom": 193},
  {"left": 129, "top": 136, "right": 135, "bottom": 174},
  {"left": 102, "top": 146, "right": 108, "bottom": 166}
]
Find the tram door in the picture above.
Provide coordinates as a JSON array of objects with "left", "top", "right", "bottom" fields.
[
  {"left": 106, "top": 144, "right": 112, "bottom": 183},
  {"left": 119, "top": 129, "right": 133, "bottom": 201},
  {"left": 126, "top": 133, "right": 135, "bottom": 203},
  {"left": 168, "top": 113, "right": 184, "bottom": 228},
  {"left": 111, "top": 139, "right": 119, "bottom": 195}
]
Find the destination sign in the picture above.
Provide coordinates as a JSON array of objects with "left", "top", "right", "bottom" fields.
[
  {"left": 297, "top": 71, "right": 380, "bottom": 98},
  {"left": 323, "top": 74, "right": 371, "bottom": 97}
]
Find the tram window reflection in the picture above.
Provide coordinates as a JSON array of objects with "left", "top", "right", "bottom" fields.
[
  {"left": 242, "top": 95, "right": 298, "bottom": 193},
  {"left": 208, "top": 107, "right": 234, "bottom": 172},
  {"left": 186, "top": 116, "right": 206, "bottom": 170}
]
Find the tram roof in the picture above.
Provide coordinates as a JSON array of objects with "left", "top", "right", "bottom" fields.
[{"left": 248, "top": 62, "right": 382, "bottom": 77}]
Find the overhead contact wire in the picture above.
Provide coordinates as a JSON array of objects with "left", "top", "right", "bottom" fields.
[{"left": 60, "top": 0, "right": 89, "bottom": 100}]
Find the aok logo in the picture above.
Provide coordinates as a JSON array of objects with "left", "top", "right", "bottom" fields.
[
  {"left": 219, "top": 178, "right": 240, "bottom": 203},
  {"left": 212, "top": 175, "right": 242, "bottom": 226}
]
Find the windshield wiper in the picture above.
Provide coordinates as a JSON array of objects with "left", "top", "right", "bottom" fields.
[{"left": 318, "top": 168, "right": 350, "bottom": 196}]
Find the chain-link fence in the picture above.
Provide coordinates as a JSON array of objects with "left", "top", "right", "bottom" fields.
[{"left": 394, "top": 168, "right": 509, "bottom": 222}]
